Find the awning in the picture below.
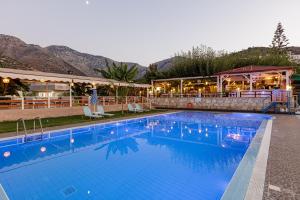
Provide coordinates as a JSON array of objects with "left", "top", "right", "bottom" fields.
[{"left": 0, "top": 68, "right": 150, "bottom": 88}]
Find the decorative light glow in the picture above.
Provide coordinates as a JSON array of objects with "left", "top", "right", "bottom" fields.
[
  {"left": 205, "top": 133, "right": 208, "bottom": 137},
  {"left": 2, "top": 78, "right": 10, "bottom": 84},
  {"left": 198, "top": 129, "right": 202, "bottom": 133},
  {"left": 70, "top": 138, "right": 75, "bottom": 144},
  {"left": 3, "top": 151, "right": 11, "bottom": 158},
  {"left": 110, "top": 131, "right": 114, "bottom": 134},
  {"left": 85, "top": 1, "right": 90, "bottom": 5},
  {"left": 40, "top": 147, "right": 46, "bottom": 153}
]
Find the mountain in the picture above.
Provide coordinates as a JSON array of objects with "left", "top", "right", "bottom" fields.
[
  {"left": 0, "top": 34, "right": 147, "bottom": 78},
  {"left": 0, "top": 34, "right": 84, "bottom": 75},
  {"left": 46, "top": 45, "right": 147, "bottom": 78},
  {"left": 152, "top": 57, "right": 174, "bottom": 72}
]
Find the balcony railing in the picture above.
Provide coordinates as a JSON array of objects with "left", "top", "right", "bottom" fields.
[{"left": 151, "top": 90, "right": 292, "bottom": 103}]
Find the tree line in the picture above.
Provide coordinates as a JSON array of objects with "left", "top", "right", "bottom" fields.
[{"left": 141, "top": 22, "right": 299, "bottom": 83}]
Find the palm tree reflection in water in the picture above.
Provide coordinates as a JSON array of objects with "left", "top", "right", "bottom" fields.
[{"left": 95, "top": 137, "right": 139, "bottom": 160}]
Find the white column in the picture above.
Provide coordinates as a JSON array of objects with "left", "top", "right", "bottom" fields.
[
  {"left": 48, "top": 96, "right": 51, "bottom": 108},
  {"left": 217, "top": 76, "right": 221, "bottom": 93},
  {"left": 151, "top": 80, "right": 154, "bottom": 95},
  {"left": 180, "top": 79, "right": 183, "bottom": 97},
  {"left": 285, "top": 70, "right": 290, "bottom": 90},
  {"left": 69, "top": 82, "right": 73, "bottom": 107},
  {"left": 146, "top": 88, "right": 149, "bottom": 99},
  {"left": 250, "top": 74, "right": 253, "bottom": 91},
  {"left": 21, "top": 97, "right": 24, "bottom": 110},
  {"left": 116, "top": 85, "right": 118, "bottom": 104}
]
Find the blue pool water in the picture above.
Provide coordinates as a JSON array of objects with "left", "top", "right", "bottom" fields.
[{"left": 0, "top": 112, "right": 269, "bottom": 200}]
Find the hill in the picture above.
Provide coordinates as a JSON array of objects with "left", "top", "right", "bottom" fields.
[{"left": 0, "top": 34, "right": 147, "bottom": 78}]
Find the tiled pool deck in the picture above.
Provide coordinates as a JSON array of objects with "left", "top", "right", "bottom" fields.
[{"left": 263, "top": 115, "right": 300, "bottom": 200}]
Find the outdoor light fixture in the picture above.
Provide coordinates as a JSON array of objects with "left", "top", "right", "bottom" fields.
[
  {"left": 3, "top": 151, "right": 11, "bottom": 158},
  {"left": 286, "top": 85, "right": 292, "bottom": 91},
  {"left": 40, "top": 146, "right": 47, "bottom": 153},
  {"left": 2, "top": 77, "right": 10, "bottom": 84}
]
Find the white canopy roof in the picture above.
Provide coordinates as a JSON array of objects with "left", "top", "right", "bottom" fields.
[{"left": 0, "top": 68, "right": 150, "bottom": 88}]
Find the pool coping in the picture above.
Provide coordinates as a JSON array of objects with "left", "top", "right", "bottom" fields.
[{"left": 221, "top": 118, "right": 273, "bottom": 200}]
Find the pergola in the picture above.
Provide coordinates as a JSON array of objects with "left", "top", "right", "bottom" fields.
[
  {"left": 151, "top": 66, "right": 295, "bottom": 97},
  {"left": 151, "top": 75, "right": 219, "bottom": 97},
  {"left": 215, "top": 65, "right": 295, "bottom": 92},
  {"left": 0, "top": 68, "right": 150, "bottom": 106}
]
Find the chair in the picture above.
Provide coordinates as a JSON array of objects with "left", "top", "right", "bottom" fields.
[
  {"left": 94, "top": 105, "right": 114, "bottom": 116},
  {"left": 134, "top": 103, "right": 149, "bottom": 112},
  {"left": 128, "top": 104, "right": 142, "bottom": 113},
  {"left": 83, "top": 106, "right": 103, "bottom": 118}
]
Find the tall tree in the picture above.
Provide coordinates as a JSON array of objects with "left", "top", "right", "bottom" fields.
[
  {"left": 271, "top": 22, "right": 289, "bottom": 54},
  {"left": 100, "top": 62, "right": 138, "bottom": 114},
  {"left": 143, "top": 64, "right": 162, "bottom": 83}
]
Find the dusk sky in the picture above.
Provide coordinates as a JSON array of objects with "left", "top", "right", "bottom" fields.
[{"left": 1, "top": 0, "right": 300, "bottom": 66}]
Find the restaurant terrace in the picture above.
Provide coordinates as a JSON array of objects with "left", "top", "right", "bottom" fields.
[
  {"left": 151, "top": 66, "right": 299, "bottom": 113},
  {"left": 0, "top": 68, "right": 150, "bottom": 121}
]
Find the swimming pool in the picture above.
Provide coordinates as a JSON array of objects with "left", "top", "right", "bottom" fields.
[{"left": 0, "top": 111, "right": 270, "bottom": 200}]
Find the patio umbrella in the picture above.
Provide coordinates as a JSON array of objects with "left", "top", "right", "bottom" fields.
[{"left": 90, "top": 88, "right": 98, "bottom": 112}]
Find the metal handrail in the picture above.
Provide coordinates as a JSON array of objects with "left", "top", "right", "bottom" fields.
[
  {"left": 16, "top": 117, "right": 44, "bottom": 142},
  {"left": 33, "top": 117, "right": 44, "bottom": 136},
  {"left": 16, "top": 118, "right": 27, "bottom": 138}
]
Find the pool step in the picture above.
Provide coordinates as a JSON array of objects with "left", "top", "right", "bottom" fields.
[{"left": 0, "top": 184, "right": 10, "bottom": 200}]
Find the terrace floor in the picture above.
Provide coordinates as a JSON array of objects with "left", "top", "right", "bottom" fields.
[{"left": 263, "top": 114, "right": 300, "bottom": 200}]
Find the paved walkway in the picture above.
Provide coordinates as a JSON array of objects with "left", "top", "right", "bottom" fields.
[{"left": 263, "top": 115, "right": 300, "bottom": 200}]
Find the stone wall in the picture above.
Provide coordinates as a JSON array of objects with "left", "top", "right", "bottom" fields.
[
  {"left": 0, "top": 103, "right": 150, "bottom": 122},
  {"left": 152, "top": 97, "right": 271, "bottom": 112}
]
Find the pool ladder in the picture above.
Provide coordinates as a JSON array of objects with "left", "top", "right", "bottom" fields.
[{"left": 16, "top": 117, "right": 44, "bottom": 142}]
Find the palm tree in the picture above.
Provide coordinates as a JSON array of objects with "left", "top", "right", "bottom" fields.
[{"left": 99, "top": 61, "right": 138, "bottom": 114}]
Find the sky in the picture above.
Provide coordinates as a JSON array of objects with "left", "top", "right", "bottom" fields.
[{"left": 1, "top": 0, "right": 300, "bottom": 66}]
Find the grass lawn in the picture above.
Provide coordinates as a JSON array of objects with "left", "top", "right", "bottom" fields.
[{"left": 0, "top": 109, "right": 169, "bottom": 135}]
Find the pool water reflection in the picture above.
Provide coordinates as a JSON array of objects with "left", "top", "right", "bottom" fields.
[{"left": 0, "top": 111, "right": 266, "bottom": 200}]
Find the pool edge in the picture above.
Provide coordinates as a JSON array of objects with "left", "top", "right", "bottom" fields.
[{"left": 221, "top": 118, "right": 273, "bottom": 200}]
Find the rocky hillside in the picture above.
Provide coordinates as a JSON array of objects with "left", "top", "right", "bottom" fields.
[
  {"left": 0, "top": 34, "right": 84, "bottom": 75},
  {"left": 152, "top": 57, "right": 175, "bottom": 72},
  {"left": 46, "top": 45, "right": 147, "bottom": 78},
  {"left": 0, "top": 34, "right": 147, "bottom": 78}
]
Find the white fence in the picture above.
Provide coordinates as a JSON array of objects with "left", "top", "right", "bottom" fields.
[{"left": 0, "top": 96, "right": 148, "bottom": 110}]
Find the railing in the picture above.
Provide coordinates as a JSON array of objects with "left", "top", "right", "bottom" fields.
[
  {"left": 151, "top": 90, "right": 292, "bottom": 103},
  {"left": 0, "top": 96, "right": 149, "bottom": 110}
]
